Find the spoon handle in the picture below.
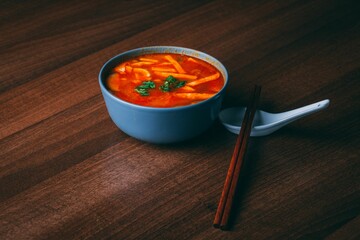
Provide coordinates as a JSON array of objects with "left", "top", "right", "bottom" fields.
[{"left": 277, "top": 99, "right": 330, "bottom": 124}]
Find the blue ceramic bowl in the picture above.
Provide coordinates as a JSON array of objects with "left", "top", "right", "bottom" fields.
[{"left": 99, "top": 46, "right": 228, "bottom": 144}]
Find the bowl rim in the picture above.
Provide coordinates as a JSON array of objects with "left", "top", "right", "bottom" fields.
[{"left": 98, "top": 46, "right": 228, "bottom": 112}]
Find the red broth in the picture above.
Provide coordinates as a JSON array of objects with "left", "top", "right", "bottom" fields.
[{"left": 106, "top": 53, "right": 224, "bottom": 107}]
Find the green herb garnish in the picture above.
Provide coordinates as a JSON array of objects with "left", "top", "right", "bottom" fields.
[
  {"left": 160, "top": 75, "right": 186, "bottom": 92},
  {"left": 135, "top": 81, "right": 155, "bottom": 96}
]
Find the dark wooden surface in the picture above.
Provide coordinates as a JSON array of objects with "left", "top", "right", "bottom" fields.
[{"left": 1, "top": 0, "right": 359, "bottom": 239}]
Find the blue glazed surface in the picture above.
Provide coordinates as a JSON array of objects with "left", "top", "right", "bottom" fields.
[{"left": 99, "top": 46, "right": 228, "bottom": 143}]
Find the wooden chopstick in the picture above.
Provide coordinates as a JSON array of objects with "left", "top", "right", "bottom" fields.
[{"left": 213, "top": 85, "right": 261, "bottom": 230}]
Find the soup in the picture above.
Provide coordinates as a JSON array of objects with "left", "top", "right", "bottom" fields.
[{"left": 106, "top": 53, "right": 224, "bottom": 107}]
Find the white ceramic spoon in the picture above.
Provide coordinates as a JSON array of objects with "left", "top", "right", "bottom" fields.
[{"left": 219, "top": 99, "right": 330, "bottom": 136}]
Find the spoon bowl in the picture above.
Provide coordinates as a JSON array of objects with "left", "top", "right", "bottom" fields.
[{"left": 219, "top": 99, "right": 330, "bottom": 136}]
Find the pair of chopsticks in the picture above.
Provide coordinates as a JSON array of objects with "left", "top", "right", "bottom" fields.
[{"left": 213, "top": 85, "right": 262, "bottom": 230}]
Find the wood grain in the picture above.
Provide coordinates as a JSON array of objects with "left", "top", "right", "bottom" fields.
[{"left": 1, "top": 0, "right": 359, "bottom": 239}]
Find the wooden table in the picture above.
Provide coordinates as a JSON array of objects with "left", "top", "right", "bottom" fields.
[{"left": 1, "top": 0, "right": 359, "bottom": 239}]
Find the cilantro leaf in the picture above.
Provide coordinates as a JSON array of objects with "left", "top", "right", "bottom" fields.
[
  {"left": 141, "top": 81, "right": 155, "bottom": 89},
  {"left": 135, "top": 80, "right": 155, "bottom": 96},
  {"left": 160, "top": 75, "right": 186, "bottom": 92}
]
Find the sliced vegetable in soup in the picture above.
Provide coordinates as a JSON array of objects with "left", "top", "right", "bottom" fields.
[{"left": 106, "top": 53, "right": 224, "bottom": 107}]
